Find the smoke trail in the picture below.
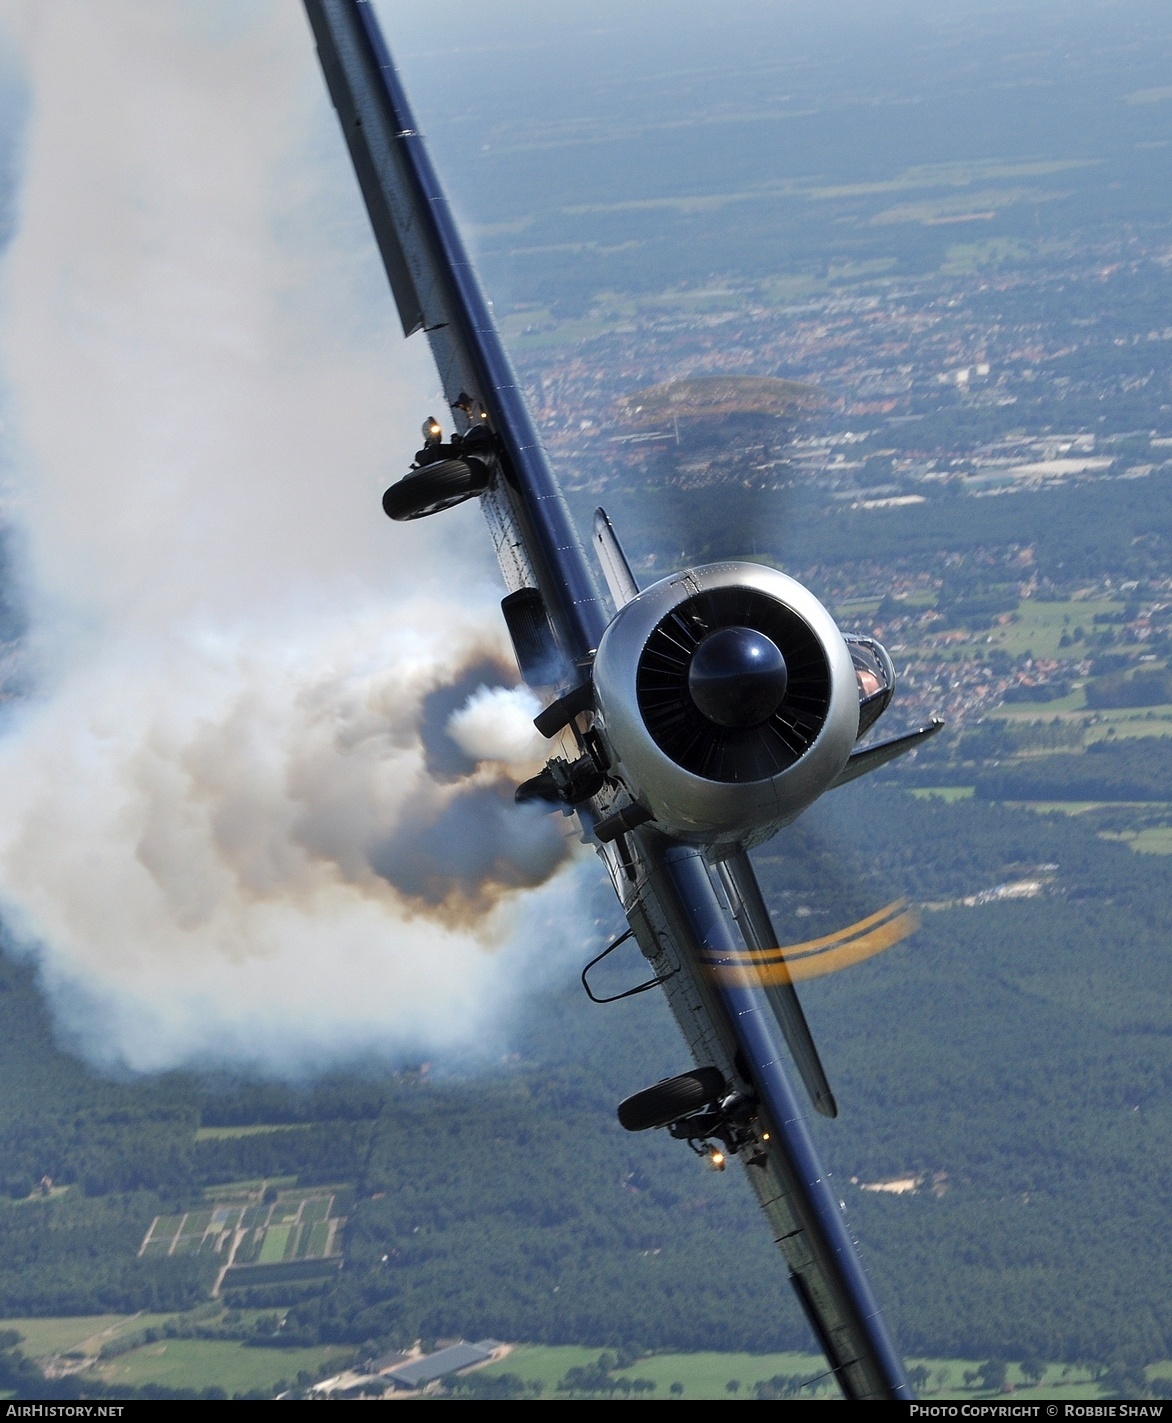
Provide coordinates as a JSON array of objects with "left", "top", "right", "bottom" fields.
[{"left": 0, "top": 1, "right": 581, "bottom": 1072}]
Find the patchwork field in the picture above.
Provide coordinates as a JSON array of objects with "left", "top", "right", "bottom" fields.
[{"left": 138, "top": 1183, "right": 348, "bottom": 1290}]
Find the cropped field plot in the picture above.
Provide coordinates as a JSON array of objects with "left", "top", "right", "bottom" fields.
[
  {"left": 258, "top": 1225, "right": 291, "bottom": 1264},
  {"left": 301, "top": 1198, "right": 329, "bottom": 1226},
  {"left": 305, "top": 1222, "right": 331, "bottom": 1255},
  {"left": 222, "top": 1258, "right": 341, "bottom": 1289},
  {"left": 194, "top": 1124, "right": 311, "bottom": 1142},
  {"left": 140, "top": 1183, "right": 347, "bottom": 1291}
]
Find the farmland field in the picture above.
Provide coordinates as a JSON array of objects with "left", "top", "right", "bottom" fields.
[
  {"left": 479, "top": 1347, "right": 1124, "bottom": 1400},
  {"left": 0, "top": 1317, "right": 1167, "bottom": 1399},
  {"left": 986, "top": 599, "right": 1123, "bottom": 660},
  {"left": 194, "top": 1125, "right": 311, "bottom": 1141},
  {"left": 479, "top": 1345, "right": 835, "bottom": 1397},
  {"left": 1102, "top": 825, "right": 1172, "bottom": 854},
  {"left": 301, "top": 1198, "right": 329, "bottom": 1226},
  {"left": 258, "top": 1225, "right": 291, "bottom": 1264},
  {"left": 139, "top": 1183, "right": 346, "bottom": 1291},
  {"left": 0, "top": 1314, "right": 176, "bottom": 1360},
  {"left": 305, "top": 1222, "right": 331, "bottom": 1255},
  {"left": 93, "top": 1337, "right": 350, "bottom": 1394}
]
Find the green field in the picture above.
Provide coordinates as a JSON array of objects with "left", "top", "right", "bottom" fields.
[
  {"left": 194, "top": 1124, "right": 311, "bottom": 1142},
  {"left": 0, "top": 1314, "right": 174, "bottom": 1359},
  {"left": 220, "top": 1258, "right": 340, "bottom": 1290},
  {"left": 3, "top": 1318, "right": 1171, "bottom": 1400},
  {"left": 1084, "top": 709, "right": 1172, "bottom": 739},
  {"left": 479, "top": 1347, "right": 1122, "bottom": 1401},
  {"left": 305, "top": 1222, "right": 331, "bottom": 1255},
  {"left": 993, "top": 702, "right": 1172, "bottom": 733},
  {"left": 1101, "top": 825, "right": 1172, "bottom": 854},
  {"left": 257, "top": 1225, "right": 291, "bottom": 1264},
  {"left": 94, "top": 1337, "right": 349, "bottom": 1395},
  {"left": 911, "top": 786, "right": 975, "bottom": 803},
  {"left": 301, "top": 1198, "right": 329, "bottom": 1226},
  {"left": 482, "top": 1347, "right": 838, "bottom": 1398},
  {"left": 1014, "top": 798, "right": 1170, "bottom": 813},
  {"left": 984, "top": 599, "right": 1124, "bottom": 660}
]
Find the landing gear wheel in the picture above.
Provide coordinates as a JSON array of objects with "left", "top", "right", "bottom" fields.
[
  {"left": 617, "top": 1066, "right": 728, "bottom": 1132},
  {"left": 382, "top": 458, "right": 490, "bottom": 521}
]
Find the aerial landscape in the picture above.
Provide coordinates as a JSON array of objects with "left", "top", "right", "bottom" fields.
[{"left": 0, "top": 0, "right": 1171, "bottom": 1401}]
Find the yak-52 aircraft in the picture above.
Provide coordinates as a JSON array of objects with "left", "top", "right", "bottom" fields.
[{"left": 304, "top": 0, "right": 943, "bottom": 1401}]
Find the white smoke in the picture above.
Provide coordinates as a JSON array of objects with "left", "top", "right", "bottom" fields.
[
  {"left": 446, "top": 684, "right": 547, "bottom": 766},
  {"left": 0, "top": 0, "right": 584, "bottom": 1072}
]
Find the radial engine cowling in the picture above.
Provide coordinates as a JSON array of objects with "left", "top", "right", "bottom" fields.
[{"left": 592, "top": 563, "right": 859, "bottom": 849}]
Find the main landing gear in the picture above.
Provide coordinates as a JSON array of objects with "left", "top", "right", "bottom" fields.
[
  {"left": 616, "top": 1067, "right": 765, "bottom": 1171},
  {"left": 381, "top": 414, "right": 494, "bottom": 520}
]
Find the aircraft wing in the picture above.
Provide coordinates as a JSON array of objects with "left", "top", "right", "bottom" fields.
[
  {"left": 302, "top": 0, "right": 607, "bottom": 671},
  {"left": 304, "top": 0, "right": 912, "bottom": 1400}
]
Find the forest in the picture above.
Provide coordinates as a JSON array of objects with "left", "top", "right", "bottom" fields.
[
  {"left": 972, "top": 738, "right": 1172, "bottom": 802},
  {"left": 0, "top": 779, "right": 1169, "bottom": 1371}
]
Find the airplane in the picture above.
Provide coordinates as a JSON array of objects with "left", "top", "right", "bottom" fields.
[{"left": 303, "top": 0, "right": 943, "bottom": 1401}]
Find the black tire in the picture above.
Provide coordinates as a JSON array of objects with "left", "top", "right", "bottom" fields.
[
  {"left": 382, "top": 458, "right": 490, "bottom": 521},
  {"left": 617, "top": 1066, "right": 728, "bottom": 1133}
]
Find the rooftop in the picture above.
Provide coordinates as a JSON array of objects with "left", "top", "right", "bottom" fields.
[{"left": 384, "top": 1339, "right": 505, "bottom": 1389}]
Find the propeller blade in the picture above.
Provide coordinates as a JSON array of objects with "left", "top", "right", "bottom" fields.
[
  {"left": 715, "top": 849, "right": 839, "bottom": 1118},
  {"left": 765, "top": 899, "right": 918, "bottom": 983}
]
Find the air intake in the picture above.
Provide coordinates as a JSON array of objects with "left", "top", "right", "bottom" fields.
[{"left": 636, "top": 587, "right": 830, "bottom": 782}]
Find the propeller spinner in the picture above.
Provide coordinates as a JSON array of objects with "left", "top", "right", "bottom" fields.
[{"left": 688, "top": 626, "right": 789, "bottom": 728}]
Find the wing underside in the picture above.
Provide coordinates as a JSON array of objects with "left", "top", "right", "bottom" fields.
[
  {"left": 304, "top": 0, "right": 911, "bottom": 1400},
  {"left": 304, "top": 0, "right": 608, "bottom": 663}
]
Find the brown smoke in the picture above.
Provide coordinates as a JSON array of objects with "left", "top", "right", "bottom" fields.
[{"left": 0, "top": 0, "right": 579, "bottom": 1073}]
